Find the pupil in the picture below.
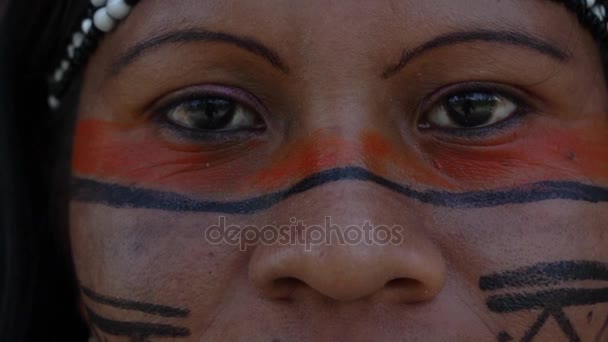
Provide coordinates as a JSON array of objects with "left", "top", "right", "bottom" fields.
[
  {"left": 445, "top": 92, "right": 498, "bottom": 127},
  {"left": 186, "top": 98, "right": 236, "bottom": 130}
]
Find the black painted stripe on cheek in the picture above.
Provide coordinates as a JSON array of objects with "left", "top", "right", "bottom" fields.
[
  {"left": 72, "top": 166, "right": 608, "bottom": 213},
  {"left": 486, "top": 288, "right": 608, "bottom": 313},
  {"left": 86, "top": 307, "right": 191, "bottom": 338},
  {"left": 479, "top": 261, "right": 608, "bottom": 291},
  {"left": 82, "top": 287, "right": 190, "bottom": 318}
]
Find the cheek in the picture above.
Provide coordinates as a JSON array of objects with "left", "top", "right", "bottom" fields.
[
  {"left": 70, "top": 203, "right": 249, "bottom": 333},
  {"left": 426, "top": 201, "right": 608, "bottom": 341},
  {"left": 428, "top": 201, "right": 608, "bottom": 280}
]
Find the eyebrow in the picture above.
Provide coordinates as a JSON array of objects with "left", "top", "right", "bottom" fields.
[
  {"left": 111, "top": 28, "right": 289, "bottom": 75},
  {"left": 382, "top": 29, "right": 571, "bottom": 79}
]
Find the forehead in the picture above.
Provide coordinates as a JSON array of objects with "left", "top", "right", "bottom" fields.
[
  {"left": 131, "top": 0, "right": 556, "bottom": 26},
  {"left": 110, "top": 0, "right": 581, "bottom": 57}
]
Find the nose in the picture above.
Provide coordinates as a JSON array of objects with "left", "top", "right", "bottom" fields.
[{"left": 248, "top": 185, "right": 447, "bottom": 303}]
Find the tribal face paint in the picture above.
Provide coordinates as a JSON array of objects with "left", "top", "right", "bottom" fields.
[{"left": 72, "top": 116, "right": 608, "bottom": 213}]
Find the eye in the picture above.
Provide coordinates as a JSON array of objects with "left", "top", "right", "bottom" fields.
[
  {"left": 422, "top": 91, "right": 519, "bottom": 129},
  {"left": 164, "top": 96, "right": 264, "bottom": 132}
]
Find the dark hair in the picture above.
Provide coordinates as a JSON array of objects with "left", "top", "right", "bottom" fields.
[
  {"left": 0, "top": 1, "right": 607, "bottom": 341},
  {"left": 0, "top": 1, "right": 88, "bottom": 340}
]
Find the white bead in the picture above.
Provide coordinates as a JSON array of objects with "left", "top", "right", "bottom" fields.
[
  {"left": 81, "top": 18, "right": 93, "bottom": 34},
  {"left": 592, "top": 5, "right": 606, "bottom": 21},
  {"left": 60, "top": 60, "right": 69, "bottom": 71},
  {"left": 91, "top": 0, "right": 107, "bottom": 7},
  {"left": 586, "top": 0, "right": 596, "bottom": 8},
  {"left": 93, "top": 7, "right": 116, "bottom": 32},
  {"left": 67, "top": 44, "right": 75, "bottom": 58},
  {"left": 53, "top": 69, "right": 63, "bottom": 82},
  {"left": 73, "top": 32, "right": 85, "bottom": 47},
  {"left": 107, "top": 0, "right": 131, "bottom": 20},
  {"left": 48, "top": 96, "right": 60, "bottom": 110}
]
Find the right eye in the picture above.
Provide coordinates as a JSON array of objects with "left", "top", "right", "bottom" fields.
[{"left": 164, "top": 97, "right": 264, "bottom": 132}]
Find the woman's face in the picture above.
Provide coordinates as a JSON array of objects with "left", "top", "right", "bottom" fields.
[{"left": 70, "top": 0, "right": 608, "bottom": 340}]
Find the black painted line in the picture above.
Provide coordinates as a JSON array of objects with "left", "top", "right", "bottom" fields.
[
  {"left": 479, "top": 261, "right": 608, "bottom": 291},
  {"left": 82, "top": 287, "right": 190, "bottom": 318},
  {"left": 486, "top": 287, "right": 608, "bottom": 313},
  {"left": 87, "top": 307, "right": 191, "bottom": 338},
  {"left": 71, "top": 166, "right": 608, "bottom": 214},
  {"left": 551, "top": 308, "right": 581, "bottom": 342},
  {"left": 521, "top": 309, "right": 551, "bottom": 342},
  {"left": 596, "top": 313, "right": 608, "bottom": 342}
]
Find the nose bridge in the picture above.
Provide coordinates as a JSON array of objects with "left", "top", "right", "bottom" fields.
[
  {"left": 248, "top": 185, "right": 447, "bottom": 303},
  {"left": 285, "top": 83, "right": 395, "bottom": 178},
  {"left": 286, "top": 40, "right": 401, "bottom": 171},
  {"left": 293, "top": 31, "right": 388, "bottom": 137},
  {"left": 296, "top": 82, "right": 383, "bottom": 139}
]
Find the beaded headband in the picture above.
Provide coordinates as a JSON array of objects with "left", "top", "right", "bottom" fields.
[
  {"left": 47, "top": 0, "right": 608, "bottom": 110},
  {"left": 47, "top": 0, "right": 139, "bottom": 110}
]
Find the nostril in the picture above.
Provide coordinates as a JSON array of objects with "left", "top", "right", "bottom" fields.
[
  {"left": 384, "top": 278, "right": 424, "bottom": 288},
  {"left": 383, "top": 278, "right": 434, "bottom": 302},
  {"left": 384, "top": 278, "right": 429, "bottom": 297},
  {"left": 385, "top": 278, "right": 422, "bottom": 289},
  {"left": 273, "top": 277, "right": 305, "bottom": 288},
  {"left": 268, "top": 277, "right": 306, "bottom": 300}
]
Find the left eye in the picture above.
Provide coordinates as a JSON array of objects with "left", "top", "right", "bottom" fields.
[
  {"left": 423, "top": 91, "right": 518, "bottom": 129},
  {"left": 165, "top": 97, "right": 263, "bottom": 132}
]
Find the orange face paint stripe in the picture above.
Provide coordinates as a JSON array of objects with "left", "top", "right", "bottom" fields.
[
  {"left": 427, "top": 124, "right": 608, "bottom": 186},
  {"left": 72, "top": 119, "right": 255, "bottom": 195},
  {"left": 73, "top": 119, "right": 608, "bottom": 198}
]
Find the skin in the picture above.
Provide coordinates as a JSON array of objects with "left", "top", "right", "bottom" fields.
[{"left": 70, "top": 0, "right": 608, "bottom": 340}]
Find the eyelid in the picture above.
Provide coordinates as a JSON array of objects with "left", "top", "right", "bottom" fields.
[{"left": 418, "top": 81, "right": 533, "bottom": 118}]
